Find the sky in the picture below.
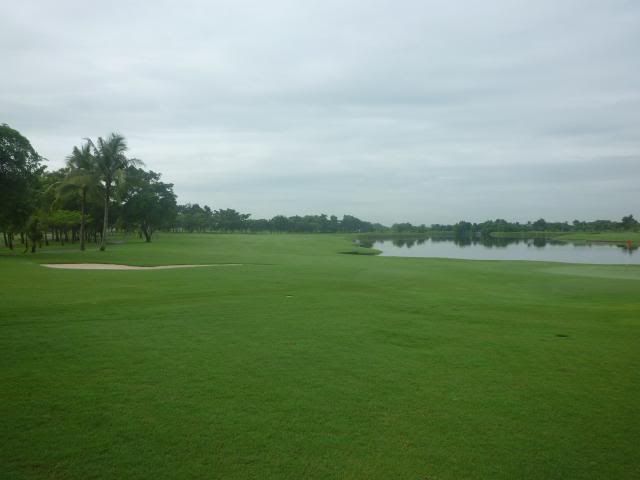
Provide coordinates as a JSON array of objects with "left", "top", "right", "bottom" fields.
[{"left": 2, "top": 0, "right": 639, "bottom": 225}]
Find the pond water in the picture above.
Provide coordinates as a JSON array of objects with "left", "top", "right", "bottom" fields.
[{"left": 370, "top": 237, "right": 640, "bottom": 265}]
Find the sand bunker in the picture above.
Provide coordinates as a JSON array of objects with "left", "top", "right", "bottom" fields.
[{"left": 41, "top": 263, "right": 241, "bottom": 270}]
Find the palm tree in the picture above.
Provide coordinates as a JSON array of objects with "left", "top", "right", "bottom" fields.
[
  {"left": 92, "top": 133, "right": 142, "bottom": 251},
  {"left": 61, "top": 141, "right": 98, "bottom": 250}
]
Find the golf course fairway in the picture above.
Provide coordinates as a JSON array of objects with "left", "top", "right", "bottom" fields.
[{"left": 1, "top": 234, "right": 639, "bottom": 479}]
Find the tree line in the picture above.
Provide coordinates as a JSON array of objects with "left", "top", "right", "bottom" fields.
[
  {"left": 1, "top": 124, "right": 176, "bottom": 252},
  {"left": 169, "top": 209, "right": 637, "bottom": 236},
  {"left": 170, "top": 204, "right": 386, "bottom": 233},
  {"left": 0, "top": 125, "right": 386, "bottom": 251},
  {"left": 1, "top": 123, "right": 637, "bottom": 252},
  {"left": 392, "top": 216, "right": 639, "bottom": 238}
]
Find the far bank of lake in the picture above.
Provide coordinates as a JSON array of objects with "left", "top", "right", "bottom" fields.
[{"left": 370, "top": 236, "right": 639, "bottom": 264}]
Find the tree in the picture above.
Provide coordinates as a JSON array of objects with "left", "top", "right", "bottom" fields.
[
  {"left": 91, "top": 133, "right": 142, "bottom": 250},
  {"left": 0, "top": 124, "right": 45, "bottom": 248},
  {"left": 47, "top": 210, "right": 82, "bottom": 245},
  {"left": 60, "top": 141, "right": 99, "bottom": 250},
  {"left": 24, "top": 215, "right": 43, "bottom": 253},
  {"left": 621, "top": 214, "right": 638, "bottom": 231},
  {"left": 392, "top": 222, "right": 415, "bottom": 233},
  {"left": 213, "top": 208, "right": 250, "bottom": 231},
  {"left": 453, "top": 220, "right": 474, "bottom": 238},
  {"left": 120, "top": 167, "right": 177, "bottom": 242},
  {"left": 340, "top": 215, "right": 374, "bottom": 233},
  {"left": 175, "top": 203, "right": 210, "bottom": 232},
  {"left": 270, "top": 215, "right": 289, "bottom": 232},
  {"left": 532, "top": 218, "right": 547, "bottom": 230}
]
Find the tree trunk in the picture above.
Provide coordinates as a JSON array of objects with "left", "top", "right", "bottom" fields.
[
  {"left": 2, "top": 232, "right": 7, "bottom": 247},
  {"left": 8, "top": 233, "right": 13, "bottom": 250},
  {"left": 100, "top": 184, "right": 110, "bottom": 251},
  {"left": 142, "top": 224, "right": 151, "bottom": 242},
  {"left": 80, "top": 187, "right": 86, "bottom": 251}
]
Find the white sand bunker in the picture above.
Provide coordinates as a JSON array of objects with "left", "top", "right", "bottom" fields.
[{"left": 42, "top": 263, "right": 241, "bottom": 270}]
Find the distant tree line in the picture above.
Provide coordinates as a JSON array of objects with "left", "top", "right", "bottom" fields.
[
  {"left": 170, "top": 204, "right": 386, "bottom": 233},
  {"left": 1, "top": 123, "right": 637, "bottom": 252},
  {"left": 168, "top": 208, "right": 638, "bottom": 236},
  {"left": 396, "top": 216, "right": 639, "bottom": 238}
]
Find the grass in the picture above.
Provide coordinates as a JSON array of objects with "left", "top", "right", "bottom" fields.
[
  {"left": 1, "top": 234, "right": 639, "bottom": 479},
  {"left": 490, "top": 230, "right": 640, "bottom": 246},
  {"left": 490, "top": 231, "right": 564, "bottom": 239},
  {"left": 554, "top": 231, "right": 640, "bottom": 245}
]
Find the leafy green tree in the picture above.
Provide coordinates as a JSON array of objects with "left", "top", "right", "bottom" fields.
[
  {"left": 24, "top": 215, "right": 43, "bottom": 253},
  {"left": 392, "top": 222, "right": 415, "bottom": 233},
  {"left": 0, "top": 124, "right": 45, "bottom": 248},
  {"left": 213, "top": 208, "right": 250, "bottom": 231},
  {"left": 329, "top": 215, "right": 339, "bottom": 232},
  {"left": 37, "top": 168, "right": 71, "bottom": 247},
  {"left": 532, "top": 218, "right": 547, "bottom": 230},
  {"left": 621, "top": 214, "right": 638, "bottom": 231},
  {"left": 175, "top": 203, "right": 211, "bottom": 232},
  {"left": 270, "top": 215, "right": 289, "bottom": 232},
  {"left": 47, "top": 210, "right": 82, "bottom": 245},
  {"left": 340, "top": 215, "right": 374, "bottom": 233},
  {"left": 453, "top": 221, "right": 474, "bottom": 238},
  {"left": 120, "top": 167, "right": 177, "bottom": 242}
]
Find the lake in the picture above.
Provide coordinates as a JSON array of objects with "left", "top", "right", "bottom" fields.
[{"left": 371, "top": 237, "right": 640, "bottom": 264}]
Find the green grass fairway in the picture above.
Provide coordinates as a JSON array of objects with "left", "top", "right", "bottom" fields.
[{"left": 1, "top": 234, "right": 639, "bottom": 479}]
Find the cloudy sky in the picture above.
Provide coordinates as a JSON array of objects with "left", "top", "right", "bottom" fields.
[{"left": 2, "top": 0, "right": 639, "bottom": 225}]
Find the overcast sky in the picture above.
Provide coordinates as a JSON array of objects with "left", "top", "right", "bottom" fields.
[{"left": 2, "top": 0, "right": 639, "bottom": 225}]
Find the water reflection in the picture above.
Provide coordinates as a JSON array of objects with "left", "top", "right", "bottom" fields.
[
  {"left": 383, "top": 235, "right": 638, "bottom": 251},
  {"left": 391, "top": 237, "right": 427, "bottom": 248},
  {"left": 367, "top": 235, "right": 638, "bottom": 264}
]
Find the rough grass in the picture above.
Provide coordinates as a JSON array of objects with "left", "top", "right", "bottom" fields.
[
  {"left": 554, "top": 231, "right": 640, "bottom": 245},
  {"left": 1, "top": 234, "right": 639, "bottom": 479},
  {"left": 490, "top": 231, "right": 640, "bottom": 245}
]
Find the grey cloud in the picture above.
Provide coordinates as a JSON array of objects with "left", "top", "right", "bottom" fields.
[{"left": 1, "top": 0, "right": 639, "bottom": 224}]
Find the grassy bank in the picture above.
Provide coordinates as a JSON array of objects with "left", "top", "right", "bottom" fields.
[
  {"left": 490, "top": 231, "right": 564, "bottom": 239},
  {"left": 554, "top": 231, "right": 640, "bottom": 245},
  {"left": 490, "top": 230, "right": 640, "bottom": 246},
  {"left": 1, "top": 234, "right": 639, "bottom": 479}
]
